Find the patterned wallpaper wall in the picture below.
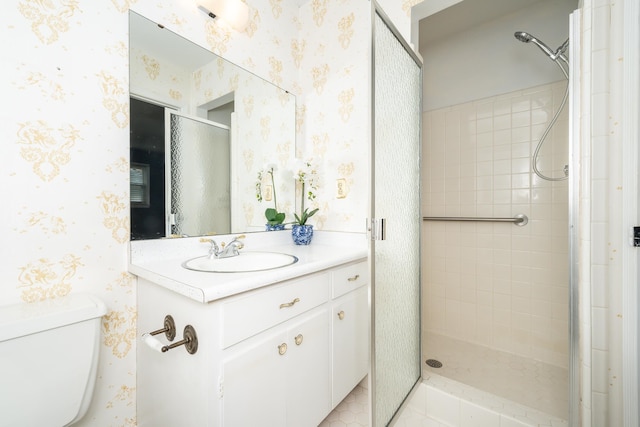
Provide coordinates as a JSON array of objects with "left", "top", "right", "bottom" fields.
[
  {"left": 297, "top": 0, "right": 420, "bottom": 231},
  {"left": 2, "top": 0, "right": 419, "bottom": 425}
]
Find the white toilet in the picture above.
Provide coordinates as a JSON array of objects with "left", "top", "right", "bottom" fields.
[{"left": 0, "top": 293, "right": 107, "bottom": 427}]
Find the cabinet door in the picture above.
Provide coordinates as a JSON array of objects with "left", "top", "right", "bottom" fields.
[
  {"left": 286, "top": 308, "right": 331, "bottom": 426},
  {"left": 221, "top": 329, "right": 288, "bottom": 427},
  {"left": 332, "top": 286, "right": 369, "bottom": 408}
]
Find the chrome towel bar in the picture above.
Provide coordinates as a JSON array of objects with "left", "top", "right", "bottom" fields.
[{"left": 422, "top": 213, "right": 528, "bottom": 226}]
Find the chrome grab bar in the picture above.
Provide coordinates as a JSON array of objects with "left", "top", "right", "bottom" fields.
[{"left": 422, "top": 213, "right": 528, "bottom": 226}]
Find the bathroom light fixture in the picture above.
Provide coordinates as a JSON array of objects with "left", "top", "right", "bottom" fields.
[{"left": 198, "top": 0, "right": 249, "bottom": 32}]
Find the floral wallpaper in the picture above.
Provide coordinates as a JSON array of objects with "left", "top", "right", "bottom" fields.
[{"left": 2, "top": 0, "right": 418, "bottom": 425}]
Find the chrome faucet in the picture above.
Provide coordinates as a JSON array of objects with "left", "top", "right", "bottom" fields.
[
  {"left": 205, "top": 235, "right": 245, "bottom": 259},
  {"left": 206, "top": 239, "right": 220, "bottom": 259},
  {"left": 218, "top": 235, "right": 245, "bottom": 258}
]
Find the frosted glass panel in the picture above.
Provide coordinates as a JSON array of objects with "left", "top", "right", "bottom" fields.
[
  {"left": 168, "top": 112, "right": 230, "bottom": 236},
  {"left": 373, "top": 12, "right": 422, "bottom": 426}
]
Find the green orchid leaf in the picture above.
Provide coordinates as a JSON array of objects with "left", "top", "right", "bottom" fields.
[
  {"left": 265, "top": 208, "right": 285, "bottom": 225},
  {"left": 293, "top": 207, "right": 319, "bottom": 225}
]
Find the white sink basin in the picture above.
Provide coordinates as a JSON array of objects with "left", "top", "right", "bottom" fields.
[{"left": 182, "top": 251, "right": 298, "bottom": 273}]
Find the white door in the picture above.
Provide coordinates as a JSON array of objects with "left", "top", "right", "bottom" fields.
[
  {"left": 221, "top": 330, "right": 287, "bottom": 427},
  {"left": 332, "top": 286, "right": 368, "bottom": 407},
  {"left": 286, "top": 308, "right": 331, "bottom": 426}
]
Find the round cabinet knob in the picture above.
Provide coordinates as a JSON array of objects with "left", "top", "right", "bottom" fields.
[
  {"left": 278, "top": 343, "right": 287, "bottom": 355},
  {"left": 294, "top": 334, "right": 303, "bottom": 345},
  {"left": 337, "top": 310, "right": 345, "bottom": 320}
]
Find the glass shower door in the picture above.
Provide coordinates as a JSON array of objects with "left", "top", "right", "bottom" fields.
[
  {"left": 371, "top": 8, "right": 422, "bottom": 426},
  {"left": 166, "top": 110, "right": 231, "bottom": 237}
]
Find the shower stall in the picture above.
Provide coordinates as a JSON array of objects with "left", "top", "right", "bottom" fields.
[{"left": 419, "top": 0, "right": 578, "bottom": 423}]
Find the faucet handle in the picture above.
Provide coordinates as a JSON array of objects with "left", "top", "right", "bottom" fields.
[
  {"left": 199, "top": 237, "right": 216, "bottom": 244},
  {"left": 235, "top": 235, "right": 245, "bottom": 246},
  {"left": 223, "top": 234, "right": 245, "bottom": 246}
]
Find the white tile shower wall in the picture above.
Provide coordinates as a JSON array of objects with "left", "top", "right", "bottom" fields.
[{"left": 422, "top": 81, "right": 570, "bottom": 368}]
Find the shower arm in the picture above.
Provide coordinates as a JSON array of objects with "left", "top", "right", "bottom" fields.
[
  {"left": 515, "top": 32, "right": 569, "bottom": 65},
  {"left": 555, "top": 39, "right": 570, "bottom": 63}
]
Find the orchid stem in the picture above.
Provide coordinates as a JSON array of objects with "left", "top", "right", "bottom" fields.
[
  {"left": 269, "top": 168, "right": 278, "bottom": 211},
  {"left": 300, "top": 181, "right": 305, "bottom": 218}
]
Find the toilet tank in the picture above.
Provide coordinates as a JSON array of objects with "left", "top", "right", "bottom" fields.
[{"left": 0, "top": 293, "right": 107, "bottom": 427}]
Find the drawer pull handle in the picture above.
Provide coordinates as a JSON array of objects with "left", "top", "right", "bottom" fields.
[
  {"left": 337, "top": 310, "right": 345, "bottom": 320},
  {"left": 294, "top": 334, "right": 303, "bottom": 345},
  {"left": 278, "top": 343, "right": 287, "bottom": 355},
  {"left": 347, "top": 274, "right": 360, "bottom": 282},
  {"left": 279, "top": 297, "right": 300, "bottom": 309}
]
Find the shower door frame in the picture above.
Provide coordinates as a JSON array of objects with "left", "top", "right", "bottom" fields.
[
  {"left": 407, "top": 1, "right": 640, "bottom": 425},
  {"left": 369, "top": 3, "right": 423, "bottom": 426},
  {"left": 568, "top": 9, "right": 581, "bottom": 427},
  {"left": 164, "top": 109, "right": 231, "bottom": 237},
  {"left": 412, "top": 2, "right": 580, "bottom": 426},
  {"left": 621, "top": 0, "right": 640, "bottom": 424}
]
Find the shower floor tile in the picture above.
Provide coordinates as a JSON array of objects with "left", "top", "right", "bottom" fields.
[
  {"left": 394, "top": 375, "right": 568, "bottom": 427},
  {"left": 422, "top": 332, "right": 569, "bottom": 420}
]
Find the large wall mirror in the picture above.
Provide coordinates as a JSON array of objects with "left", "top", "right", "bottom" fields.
[{"left": 129, "top": 11, "right": 296, "bottom": 240}]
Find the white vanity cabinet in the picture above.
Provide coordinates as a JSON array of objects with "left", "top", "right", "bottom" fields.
[
  {"left": 220, "top": 273, "right": 331, "bottom": 426},
  {"left": 136, "top": 258, "right": 368, "bottom": 427},
  {"left": 330, "top": 262, "right": 369, "bottom": 407}
]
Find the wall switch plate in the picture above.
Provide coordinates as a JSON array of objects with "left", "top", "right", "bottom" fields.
[
  {"left": 336, "top": 178, "right": 347, "bottom": 199},
  {"left": 263, "top": 185, "right": 273, "bottom": 201}
]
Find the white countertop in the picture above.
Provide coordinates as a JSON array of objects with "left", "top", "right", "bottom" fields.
[{"left": 129, "top": 231, "right": 368, "bottom": 303}]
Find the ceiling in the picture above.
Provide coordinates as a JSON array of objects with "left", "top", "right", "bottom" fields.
[
  {"left": 132, "top": 2, "right": 547, "bottom": 70},
  {"left": 418, "top": 0, "right": 544, "bottom": 48}
]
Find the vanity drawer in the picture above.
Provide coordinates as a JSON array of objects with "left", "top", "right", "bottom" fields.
[
  {"left": 331, "top": 261, "right": 368, "bottom": 299},
  {"left": 221, "top": 272, "right": 329, "bottom": 348}
]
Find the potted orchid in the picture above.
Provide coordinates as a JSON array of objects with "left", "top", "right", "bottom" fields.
[
  {"left": 290, "top": 158, "right": 319, "bottom": 245},
  {"left": 256, "top": 164, "right": 286, "bottom": 230}
]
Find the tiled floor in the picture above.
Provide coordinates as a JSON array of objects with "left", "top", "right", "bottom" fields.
[
  {"left": 422, "top": 332, "right": 568, "bottom": 419},
  {"left": 319, "top": 381, "right": 369, "bottom": 427}
]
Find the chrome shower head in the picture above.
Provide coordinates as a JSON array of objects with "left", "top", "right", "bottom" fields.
[
  {"left": 514, "top": 31, "right": 569, "bottom": 67},
  {"left": 514, "top": 31, "right": 533, "bottom": 43},
  {"left": 514, "top": 31, "right": 556, "bottom": 59}
]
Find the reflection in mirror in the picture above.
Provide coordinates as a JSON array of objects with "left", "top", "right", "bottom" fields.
[
  {"left": 168, "top": 111, "right": 230, "bottom": 237},
  {"left": 129, "top": 11, "right": 296, "bottom": 240}
]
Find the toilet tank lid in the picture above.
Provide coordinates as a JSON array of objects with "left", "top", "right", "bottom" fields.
[{"left": 0, "top": 293, "right": 107, "bottom": 342}]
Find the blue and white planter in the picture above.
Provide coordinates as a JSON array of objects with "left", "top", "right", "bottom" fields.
[
  {"left": 291, "top": 224, "right": 313, "bottom": 245},
  {"left": 265, "top": 223, "right": 285, "bottom": 231}
]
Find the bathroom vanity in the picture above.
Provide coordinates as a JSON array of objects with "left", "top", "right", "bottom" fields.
[{"left": 130, "top": 231, "right": 369, "bottom": 427}]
